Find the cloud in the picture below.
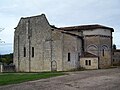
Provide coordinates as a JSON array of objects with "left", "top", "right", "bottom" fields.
[
  {"left": 0, "top": 0, "right": 120, "bottom": 54},
  {"left": 0, "top": 44, "right": 13, "bottom": 54}
]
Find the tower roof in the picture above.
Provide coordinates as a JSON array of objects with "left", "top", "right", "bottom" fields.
[{"left": 59, "top": 24, "right": 114, "bottom": 32}]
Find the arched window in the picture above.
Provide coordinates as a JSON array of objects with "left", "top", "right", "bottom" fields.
[
  {"left": 102, "top": 45, "right": 109, "bottom": 50},
  {"left": 87, "top": 44, "right": 98, "bottom": 55},
  {"left": 24, "top": 47, "right": 26, "bottom": 57},
  {"left": 87, "top": 44, "right": 98, "bottom": 51},
  {"left": 68, "top": 53, "right": 70, "bottom": 61},
  {"left": 101, "top": 45, "right": 109, "bottom": 56},
  {"left": 32, "top": 47, "right": 34, "bottom": 57},
  {"left": 102, "top": 49, "right": 104, "bottom": 56}
]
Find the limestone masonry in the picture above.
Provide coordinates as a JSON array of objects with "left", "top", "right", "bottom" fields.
[{"left": 14, "top": 14, "right": 114, "bottom": 72}]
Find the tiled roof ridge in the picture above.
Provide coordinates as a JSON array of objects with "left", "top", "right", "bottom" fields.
[
  {"left": 59, "top": 24, "right": 114, "bottom": 32},
  {"left": 81, "top": 52, "right": 98, "bottom": 57}
]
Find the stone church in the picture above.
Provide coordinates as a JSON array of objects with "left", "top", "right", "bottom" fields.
[{"left": 14, "top": 14, "right": 114, "bottom": 72}]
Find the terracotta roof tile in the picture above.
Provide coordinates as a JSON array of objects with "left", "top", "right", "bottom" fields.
[
  {"left": 59, "top": 24, "right": 114, "bottom": 32},
  {"left": 81, "top": 52, "right": 98, "bottom": 58},
  {"left": 113, "top": 49, "right": 120, "bottom": 52}
]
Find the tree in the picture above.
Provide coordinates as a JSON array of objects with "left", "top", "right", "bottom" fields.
[
  {"left": 0, "top": 53, "right": 13, "bottom": 65},
  {"left": 113, "top": 44, "right": 116, "bottom": 50}
]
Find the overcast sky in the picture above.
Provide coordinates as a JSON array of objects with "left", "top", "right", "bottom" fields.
[{"left": 0, "top": 0, "right": 120, "bottom": 54}]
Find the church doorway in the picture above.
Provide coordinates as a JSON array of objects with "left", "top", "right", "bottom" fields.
[{"left": 51, "top": 60, "right": 57, "bottom": 71}]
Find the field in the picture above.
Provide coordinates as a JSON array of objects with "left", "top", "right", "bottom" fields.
[{"left": 0, "top": 72, "right": 65, "bottom": 86}]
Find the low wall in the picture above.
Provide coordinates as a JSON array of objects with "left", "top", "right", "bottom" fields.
[{"left": 0, "top": 64, "right": 15, "bottom": 72}]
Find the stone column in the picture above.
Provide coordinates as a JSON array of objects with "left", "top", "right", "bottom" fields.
[{"left": 0, "top": 64, "right": 3, "bottom": 72}]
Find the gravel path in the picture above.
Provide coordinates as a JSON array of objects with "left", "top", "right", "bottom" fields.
[{"left": 0, "top": 67, "right": 120, "bottom": 90}]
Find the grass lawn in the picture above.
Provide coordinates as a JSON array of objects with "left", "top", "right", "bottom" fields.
[{"left": 0, "top": 72, "right": 65, "bottom": 86}]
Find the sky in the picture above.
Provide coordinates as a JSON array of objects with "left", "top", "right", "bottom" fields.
[{"left": 0, "top": 0, "right": 120, "bottom": 54}]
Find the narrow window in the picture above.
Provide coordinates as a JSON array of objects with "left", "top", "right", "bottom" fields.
[
  {"left": 24, "top": 47, "right": 26, "bottom": 57},
  {"left": 113, "top": 59, "right": 114, "bottom": 62},
  {"left": 32, "top": 47, "right": 34, "bottom": 57},
  {"left": 89, "top": 60, "right": 91, "bottom": 65},
  {"left": 68, "top": 53, "right": 70, "bottom": 61},
  {"left": 85, "top": 60, "right": 88, "bottom": 65},
  {"left": 78, "top": 53, "right": 80, "bottom": 61},
  {"left": 102, "top": 49, "right": 104, "bottom": 56}
]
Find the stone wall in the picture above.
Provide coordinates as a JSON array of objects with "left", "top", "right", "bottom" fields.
[
  {"left": 83, "top": 29, "right": 112, "bottom": 68},
  {"left": 14, "top": 14, "right": 113, "bottom": 72},
  {"left": 83, "top": 29, "right": 111, "bottom": 36},
  {"left": 51, "top": 30, "right": 83, "bottom": 71},
  {"left": 80, "top": 57, "right": 98, "bottom": 69},
  {"left": 62, "top": 32, "right": 82, "bottom": 71},
  {"left": 51, "top": 30, "right": 63, "bottom": 71},
  {"left": 112, "top": 51, "right": 120, "bottom": 66},
  {"left": 14, "top": 14, "right": 83, "bottom": 72},
  {"left": 0, "top": 64, "right": 15, "bottom": 72},
  {"left": 99, "top": 36, "right": 112, "bottom": 68},
  {"left": 14, "top": 14, "right": 52, "bottom": 72}
]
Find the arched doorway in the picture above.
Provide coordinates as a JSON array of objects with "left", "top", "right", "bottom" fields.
[{"left": 51, "top": 60, "right": 57, "bottom": 71}]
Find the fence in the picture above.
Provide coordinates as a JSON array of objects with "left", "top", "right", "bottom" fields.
[{"left": 0, "top": 64, "right": 15, "bottom": 72}]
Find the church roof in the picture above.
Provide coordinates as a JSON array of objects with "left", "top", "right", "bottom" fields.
[
  {"left": 59, "top": 24, "right": 114, "bottom": 32},
  {"left": 113, "top": 49, "right": 120, "bottom": 52},
  {"left": 81, "top": 52, "right": 98, "bottom": 58}
]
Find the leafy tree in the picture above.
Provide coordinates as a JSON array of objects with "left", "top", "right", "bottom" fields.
[
  {"left": 113, "top": 44, "right": 116, "bottom": 50},
  {"left": 0, "top": 53, "right": 13, "bottom": 65}
]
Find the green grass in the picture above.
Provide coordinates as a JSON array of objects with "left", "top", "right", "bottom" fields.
[{"left": 0, "top": 72, "right": 65, "bottom": 86}]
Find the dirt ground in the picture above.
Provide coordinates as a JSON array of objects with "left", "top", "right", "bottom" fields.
[{"left": 0, "top": 67, "right": 120, "bottom": 90}]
